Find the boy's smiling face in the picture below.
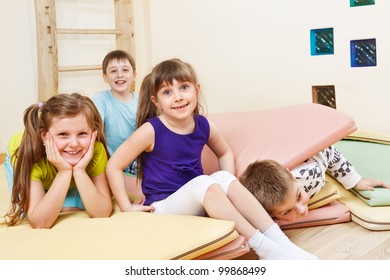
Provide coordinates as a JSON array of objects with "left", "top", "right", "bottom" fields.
[{"left": 103, "top": 58, "right": 136, "bottom": 95}]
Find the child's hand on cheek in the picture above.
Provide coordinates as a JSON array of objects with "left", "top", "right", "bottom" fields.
[
  {"left": 73, "top": 130, "right": 97, "bottom": 172},
  {"left": 45, "top": 133, "right": 72, "bottom": 172}
]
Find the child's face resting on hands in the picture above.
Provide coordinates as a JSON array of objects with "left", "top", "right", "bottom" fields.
[
  {"left": 42, "top": 115, "right": 93, "bottom": 166},
  {"left": 269, "top": 182, "right": 309, "bottom": 222}
]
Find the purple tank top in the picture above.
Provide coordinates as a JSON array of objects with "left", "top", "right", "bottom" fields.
[{"left": 141, "top": 114, "right": 210, "bottom": 205}]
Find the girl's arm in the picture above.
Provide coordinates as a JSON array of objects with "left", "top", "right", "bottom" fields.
[
  {"left": 72, "top": 170, "right": 112, "bottom": 218},
  {"left": 27, "top": 170, "right": 73, "bottom": 229},
  {"left": 106, "top": 123, "right": 155, "bottom": 212},
  {"left": 27, "top": 133, "right": 74, "bottom": 228},
  {"left": 206, "top": 120, "right": 235, "bottom": 174},
  {"left": 72, "top": 131, "right": 112, "bottom": 217}
]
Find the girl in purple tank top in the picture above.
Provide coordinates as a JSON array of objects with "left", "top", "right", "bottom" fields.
[{"left": 106, "top": 59, "right": 317, "bottom": 260}]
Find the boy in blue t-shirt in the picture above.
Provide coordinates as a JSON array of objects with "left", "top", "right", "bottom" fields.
[{"left": 93, "top": 50, "right": 143, "bottom": 203}]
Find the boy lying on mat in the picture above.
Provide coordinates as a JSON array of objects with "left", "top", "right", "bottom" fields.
[{"left": 239, "top": 145, "right": 390, "bottom": 222}]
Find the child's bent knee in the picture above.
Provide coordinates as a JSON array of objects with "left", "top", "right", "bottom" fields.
[
  {"left": 210, "top": 171, "right": 237, "bottom": 193},
  {"left": 204, "top": 183, "right": 226, "bottom": 199}
]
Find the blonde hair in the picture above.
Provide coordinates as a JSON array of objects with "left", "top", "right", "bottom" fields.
[
  {"left": 239, "top": 159, "right": 296, "bottom": 211},
  {"left": 4, "top": 93, "right": 107, "bottom": 226},
  {"left": 136, "top": 58, "right": 204, "bottom": 178}
]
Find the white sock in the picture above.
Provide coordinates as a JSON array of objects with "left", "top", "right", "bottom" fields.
[
  {"left": 248, "top": 229, "right": 317, "bottom": 260},
  {"left": 264, "top": 223, "right": 318, "bottom": 260}
]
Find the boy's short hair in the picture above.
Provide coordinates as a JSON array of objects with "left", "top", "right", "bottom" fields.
[
  {"left": 239, "top": 159, "right": 296, "bottom": 211},
  {"left": 102, "top": 50, "right": 136, "bottom": 74}
]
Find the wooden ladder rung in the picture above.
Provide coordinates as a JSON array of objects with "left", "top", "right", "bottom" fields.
[
  {"left": 35, "top": 0, "right": 134, "bottom": 99},
  {"left": 57, "top": 28, "right": 123, "bottom": 35},
  {"left": 59, "top": 65, "right": 102, "bottom": 72}
]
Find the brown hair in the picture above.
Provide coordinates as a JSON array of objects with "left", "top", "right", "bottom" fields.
[
  {"left": 3, "top": 93, "right": 107, "bottom": 226},
  {"left": 136, "top": 58, "right": 204, "bottom": 179},
  {"left": 239, "top": 159, "right": 296, "bottom": 211},
  {"left": 102, "top": 50, "right": 136, "bottom": 74}
]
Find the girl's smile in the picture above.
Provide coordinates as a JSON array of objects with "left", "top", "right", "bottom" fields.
[
  {"left": 153, "top": 79, "right": 199, "bottom": 117},
  {"left": 172, "top": 103, "right": 189, "bottom": 110},
  {"left": 44, "top": 115, "right": 93, "bottom": 166}
]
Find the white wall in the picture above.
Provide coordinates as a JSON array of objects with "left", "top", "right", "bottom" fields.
[
  {"left": 55, "top": 0, "right": 116, "bottom": 97},
  {"left": 1, "top": 0, "right": 389, "bottom": 150},
  {"left": 144, "top": 0, "right": 390, "bottom": 134},
  {"left": 0, "top": 0, "right": 37, "bottom": 151}
]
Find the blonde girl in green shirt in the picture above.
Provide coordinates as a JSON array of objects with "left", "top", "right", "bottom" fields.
[{"left": 3, "top": 93, "right": 112, "bottom": 228}]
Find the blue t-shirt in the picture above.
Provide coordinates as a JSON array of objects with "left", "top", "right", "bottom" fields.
[
  {"left": 142, "top": 114, "right": 210, "bottom": 205},
  {"left": 92, "top": 90, "right": 138, "bottom": 156}
]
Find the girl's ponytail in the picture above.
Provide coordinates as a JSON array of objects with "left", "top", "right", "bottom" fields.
[{"left": 5, "top": 104, "right": 44, "bottom": 226}]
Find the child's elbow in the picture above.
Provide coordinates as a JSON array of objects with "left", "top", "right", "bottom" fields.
[
  {"left": 91, "top": 201, "right": 113, "bottom": 218},
  {"left": 29, "top": 219, "right": 54, "bottom": 229},
  {"left": 27, "top": 209, "right": 57, "bottom": 229},
  {"left": 103, "top": 203, "right": 113, "bottom": 217}
]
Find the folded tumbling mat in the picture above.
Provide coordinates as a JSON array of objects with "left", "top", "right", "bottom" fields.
[
  {"left": 0, "top": 168, "right": 241, "bottom": 260},
  {"left": 193, "top": 235, "right": 249, "bottom": 260},
  {"left": 0, "top": 211, "right": 240, "bottom": 260},
  {"left": 202, "top": 103, "right": 357, "bottom": 176},
  {"left": 331, "top": 177, "right": 390, "bottom": 231},
  {"left": 276, "top": 201, "right": 351, "bottom": 230},
  {"left": 334, "top": 139, "right": 390, "bottom": 207},
  {"left": 307, "top": 178, "right": 341, "bottom": 210},
  {"left": 274, "top": 179, "right": 351, "bottom": 229},
  {"left": 349, "top": 187, "right": 390, "bottom": 207},
  {"left": 332, "top": 133, "right": 390, "bottom": 230},
  {"left": 347, "top": 130, "right": 390, "bottom": 145}
]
